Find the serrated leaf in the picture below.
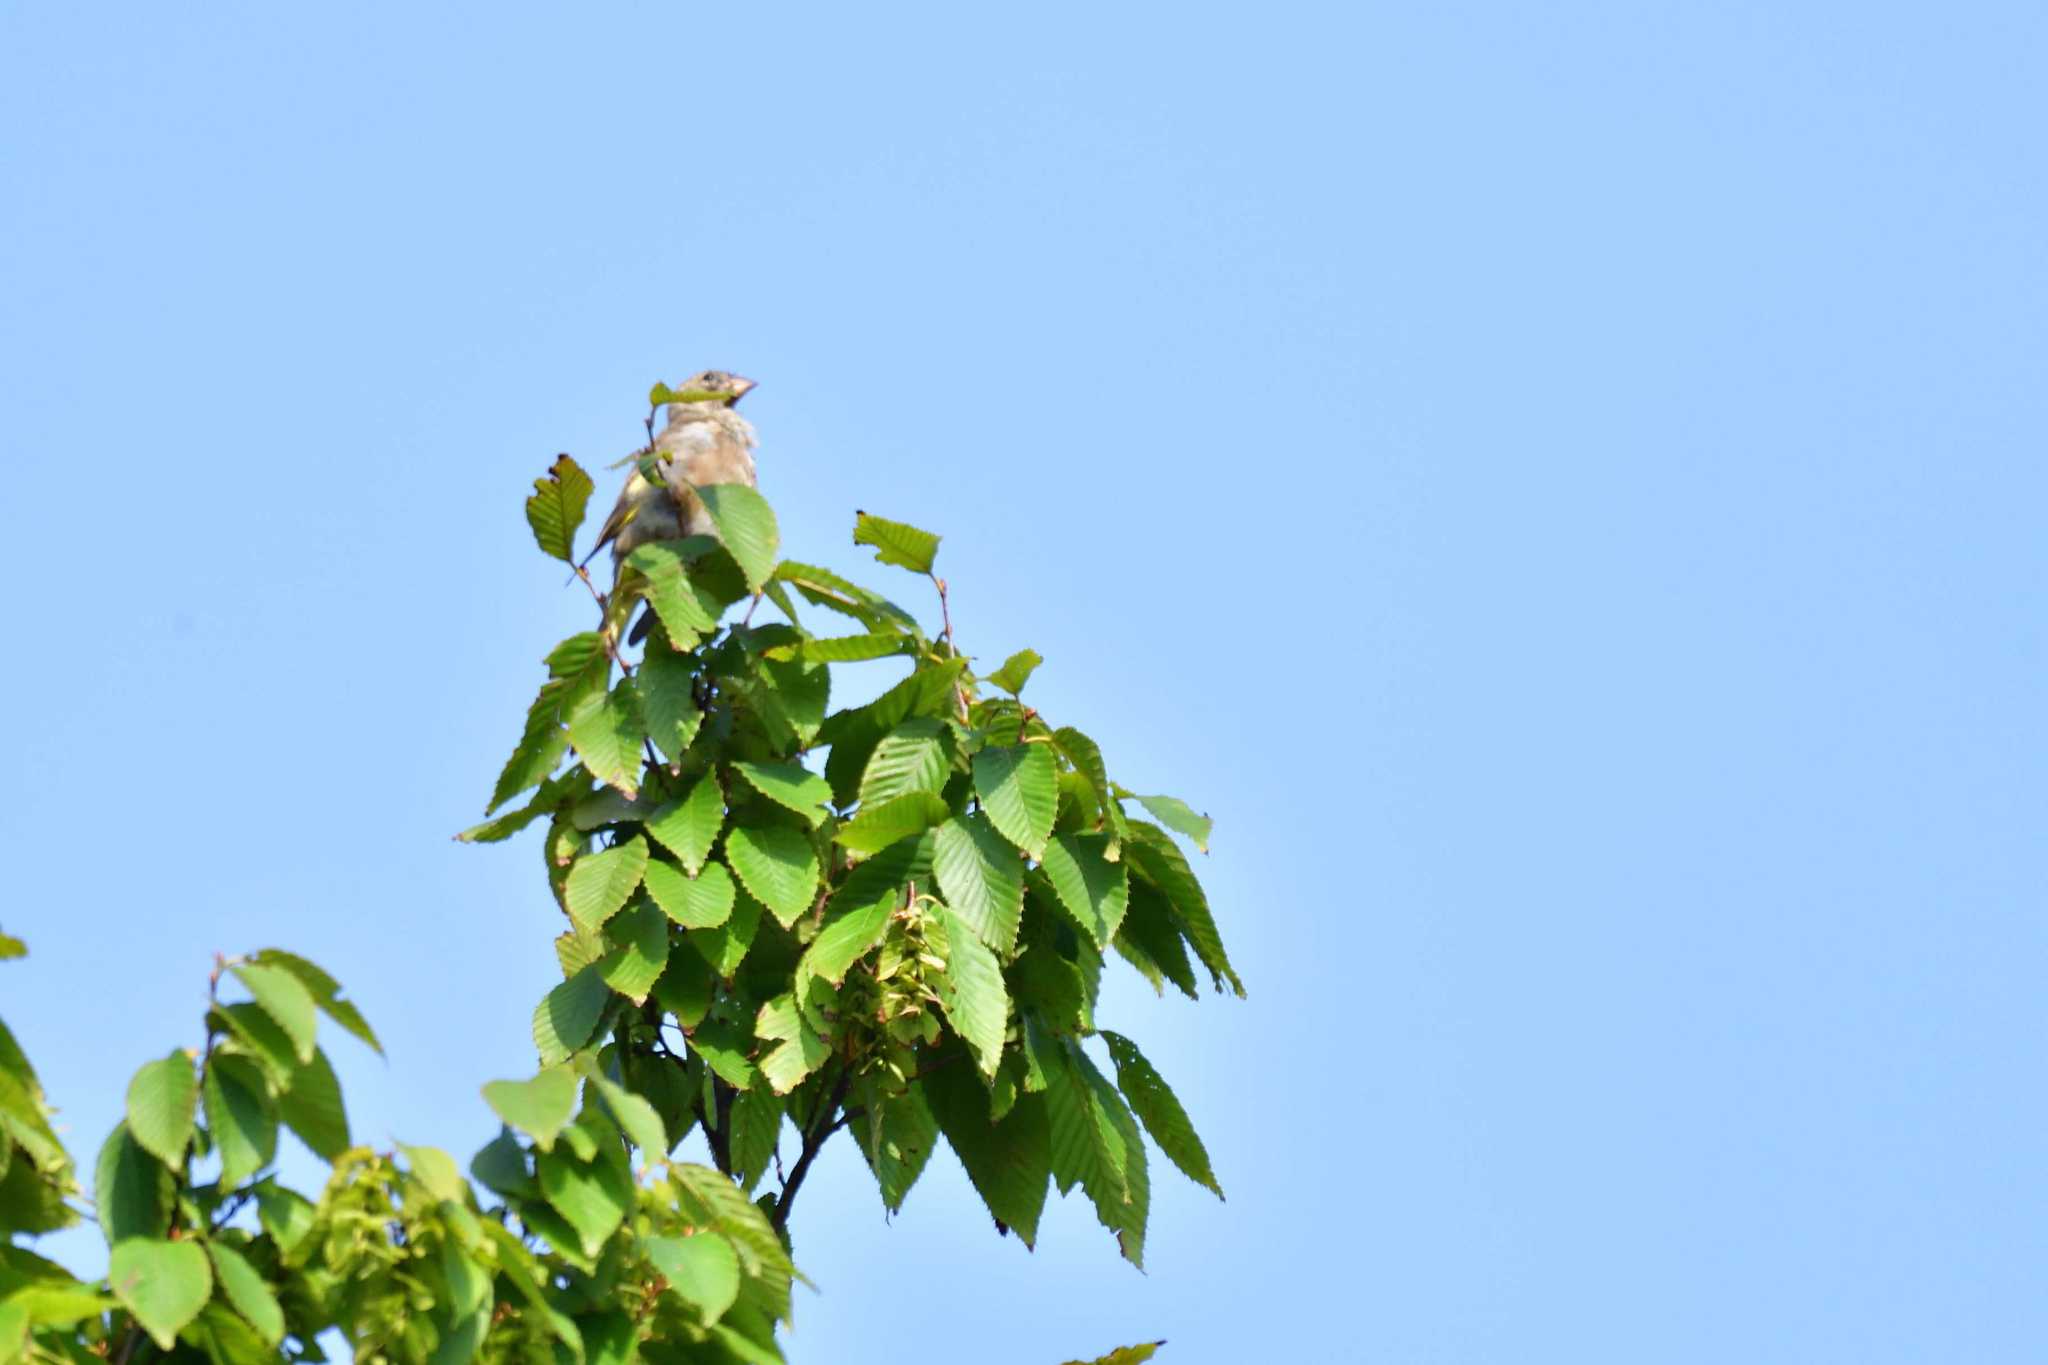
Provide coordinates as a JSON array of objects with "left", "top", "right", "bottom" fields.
[
  {"left": 94, "top": 1123, "right": 170, "bottom": 1245},
  {"left": 205, "top": 1242, "right": 283, "bottom": 1347},
  {"left": 635, "top": 651, "right": 703, "bottom": 762},
  {"left": 1054, "top": 727, "right": 1124, "bottom": 844},
  {"left": 593, "top": 1076, "right": 669, "bottom": 1157},
  {"left": 108, "top": 1238, "right": 211, "bottom": 1350},
  {"left": 689, "top": 889, "right": 761, "bottom": 980},
  {"left": 755, "top": 652, "right": 829, "bottom": 746},
  {"left": 852, "top": 1080, "right": 937, "bottom": 1214},
  {"left": 400, "top": 1143, "right": 469, "bottom": 1203},
  {"left": 123, "top": 1052, "right": 196, "bottom": 1169},
  {"left": 987, "top": 649, "right": 1042, "bottom": 695},
  {"left": 1064, "top": 1343, "right": 1166, "bottom": 1365},
  {"left": 858, "top": 717, "right": 950, "bottom": 807},
  {"left": 933, "top": 815, "right": 1025, "bottom": 957},
  {"left": 834, "top": 791, "right": 950, "bottom": 856},
  {"left": 729, "top": 761, "right": 833, "bottom": 827},
  {"left": 774, "top": 560, "right": 922, "bottom": 635},
  {"left": 203, "top": 1055, "right": 276, "bottom": 1188},
  {"left": 1124, "top": 822, "right": 1242, "bottom": 995},
  {"left": 1101, "top": 1031, "right": 1222, "bottom": 1199},
  {"left": 930, "top": 906, "right": 1007, "bottom": 1077},
  {"left": 1114, "top": 880, "right": 1200, "bottom": 1000},
  {"left": 924, "top": 1061, "right": 1049, "bottom": 1247},
  {"left": 566, "top": 683, "right": 645, "bottom": 798},
  {"left": 696, "top": 483, "right": 779, "bottom": 592},
  {"left": 246, "top": 950, "right": 382, "bottom": 1056},
  {"left": 973, "top": 744, "right": 1058, "bottom": 858},
  {"left": 763, "top": 632, "right": 913, "bottom": 664},
  {"left": 1046, "top": 1040, "right": 1126, "bottom": 1201},
  {"left": 598, "top": 900, "right": 670, "bottom": 1005},
  {"left": 723, "top": 825, "right": 819, "bottom": 928},
  {"left": 852, "top": 511, "right": 940, "bottom": 575},
  {"left": 482, "top": 1068, "right": 579, "bottom": 1152},
  {"left": 1132, "top": 794, "right": 1211, "bottom": 852},
  {"left": 563, "top": 835, "right": 649, "bottom": 934},
  {"left": 726, "top": 1088, "right": 782, "bottom": 1191},
  {"left": 1040, "top": 833, "right": 1130, "bottom": 948},
  {"left": 228, "top": 964, "right": 317, "bottom": 1064},
  {"left": 669, "top": 1164, "right": 794, "bottom": 1282},
  {"left": 795, "top": 900, "right": 889, "bottom": 998},
  {"left": 754, "top": 996, "right": 830, "bottom": 1095},
  {"left": 686, "top": 1019, "right": 758, "bottom": 1092},
  {"left": 645, "top": 1233, "right": 741, "bottom": 1326},
  {"left": 526, "top": 455, "right": 595, "bottom": 564},
  {"left": 279, "top": 1049, "right": 350, "bottom": 1161},
  {"left": 536, "top": 1145, "right": 631, "bottom": 1258},
  {"left": 644, "top": 858, "right": 736, "bottom": 930},
  {"left": 646, "top": 773, "right": 723, "bottom": 876},
  {"left": 627, "top": 541, "right": 722, "bottom": 647},
  {"left": 469, "top": 1128, "right": 536, "bottom": 1200},
  {"left": 533, "top": 964, "right": 611, "bottom": 1065}
]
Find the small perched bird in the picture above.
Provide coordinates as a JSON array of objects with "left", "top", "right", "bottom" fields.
[{"left": 589, "top": 369, "right": 760, "bottom": 564}]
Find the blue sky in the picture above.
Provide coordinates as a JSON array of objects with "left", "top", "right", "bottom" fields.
[{"left": 4, "top": 2, "right": 2044, "bottom": 1360}]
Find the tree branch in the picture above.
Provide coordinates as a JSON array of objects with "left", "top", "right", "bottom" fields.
[{"left": 770, "top": 1066, "right": 855, "bottom": 1232}]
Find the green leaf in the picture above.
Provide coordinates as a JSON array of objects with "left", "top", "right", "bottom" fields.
[
  {"left": 669, "top": 1164, "right": 795, "bottom": 1283},
  {"left": 0, "top": 934, "right": 22, "bottom": 961},
  {"left": 924, "top": 1062, "right": 1050, "bottom": 1248},
  {"left": 203, "top": 1055, "right": 277, "bottom": 1187},
  {"left": 533, "top": 963, "right": 611, "bottom": 1065},
  {"left": 205, "top": 1242, "right": 283, "bottom": 1347},
  {"left": 107, "top": 1238, "right": 211, "bottom": 1350},
  {"left": 646, "top": 773, "right": 723, "bottom": 876},
  {"left": 627, "top": 541, "right": 722, "bottom": 647},
  {"left": 763, "top": 632, "right": 913, "bottom": 664},
  {"left": 933, "top": 814, "right": 1025, "bottom": 957},
  {"left": 278, "top": 1048, "right": 350, "bottom": 1161},
  {"left": 726, "top": 1088, "right": 782, "bottom": 1191},
  {"left": 852, "top": 511, "right": 940, "bottom": 575},
  {"left": 774, "top": 560, "right": 922, "bottom": 635},
  {"left": 1132, "top": 794, "right": 1211, "bottom": 852},
  {"left": 536, "top": 1143, "right": 632, "bottom": 1258},
  {"left": 972, "top": 744, "right": 1058, "bottom": 858},
  {"left": 834, "top": 791, "right": 950, "bottom": 856},
  {"left": 728, "top": 761, "right": 833, "bottom": 827},
  {"left": 1054, "top": 727, "right": 1124, "bottom": 843},
  {"left": 1100, "top": 1031, "right": 1222, "bottom": 1199},
  {"left": 597, "top": 900, "right": 670, "bottom": 1005},
  {"left": 566, "top": 683, "right": 645, "bottom": 799},
  {"left": 469, "top": 1128, "right": 536, "bottom": 1200},
  {"left": 593, "top": 1076, "right": 669, "bottom": 1157},
  {"left": 1064, "top": 1343, "right": 1166, "bottom": 1365},
  {"left": 851, "top": 1080, "right": 938, "bottom": 1214},
  {"left": 820, "top": 659, "right": 967, "bottom": 806},
  {"left": 1124, "top": 822, "right": 1242, "bottom": 995},
  {"left": 696, "top": 483, "right": 780, "bottom": 593},
  {"left": 246, "top": 950, "right": 382, "bottom": 1056},
  {"left": 686, "top": 1019, "right": 758, "bottom": 1092},
  {"left": 754, "top": 996, "right": 829, "bottom": 1096},
  {"left": 987, "top": 649, "right": 1042, "bottom": 696},
  {"left": 93, "top": 1122, "right": 170, "bottom": 1245},
  {"left": 635, "top": 650, "right": 703, "bottom": 762},
  {"left": 211, "top": 1003, "right": 299, "bottom": 1090},
  {"left": 644, "top": 858, "right": 735, "bottom": 930},
  {"left": 526, "top": 455, "right": 595, "bottom": 564},
  {"left": 1040, "top": 833, "right": 1130, "bottom": 948},
  {"left": 1115, "top": 880, "right": 1200, "bottom": 1001},
  {"left": 563, "top": 835, "right": 649, "bottom": 934},
  {"left": 755, "top": 652, "right": 829, "bottom": 745},
  {"left": 1046, "top": 1042, "right": 1148, "bottom": 1265},
  {"left": 930, "top": 906, "right": 1008, "bottom": 1078},
  {"left": 228, "top": 964, "right": 318, "bottom": 1064},
  {"left": 252, "top": 1182, "right": 317, "bottom": 1255},
  {"left": 858, "top": 717, "right": 951, "bottom": 807},
  {"left": 644, "top": 1233, "right": 741, "bottom": 1326},
  {"left": 123, "top": 1052, "right": 197, "bottom": 1169},
  {"left": 688, "top": 888, "right": 761, "bottom": 980},
  {"left": 795, "top": 900, "right": 889, "bottom": 996},
  {"left": 723, "top": 825, "right": 819, "bottom": 929},
  {"left": 482, "top": 1068, "right": 579, "bottom": 1152},
  {"left": 400, "top": 1142, "right": 469, "bottom": 1203}
]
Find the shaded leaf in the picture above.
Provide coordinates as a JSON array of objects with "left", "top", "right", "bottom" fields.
[
  {"left": 566, "top": 682, "right": 645, "bottom": 799},
  {"left": 635, "top": 650, "right": 703, "bottom": 762},
  {"left": 536, "top": 1144, "right": 632, "bottom": 1258},
  {"left": 597, "top": 900, "right": 670, "bottom": 1005},
  {"left": 279, "top": 1048, "right": 349, "bottom": 1161},
  {"left": 1040, "top": 833, "right": 1130, "bottom": 948},
  {"left": 696, "top": 483, "right": 780, "bottom": 592},
  {"left": 1124, "top": 822, "right": 1242, "bottom": 995},
  {"left": 93, "top": 1122, "right": 170, "bottom": 1245},
  {"left": 205, "top": 1242, "right": 283, "bottom": 1347},
  {"left": 929, "top": 906, "right": 1008, "bottom": 1077},
  {"left": 729, "top": 761, "right": 833, "bottom": 827},
  {"left": 925, "top": 1060, "right": 1050, "bottom": 1247},
  {"left": 246, "top": 950, "right": 382, "bottom": 1056},
  {"left": 689, "top": 889, "right": 762, "bottom": 980},
  {"left": 228, "top": 964, "right": 317, "bottom": 1064},
  {"left": 645, "top": 1233, "right": 740, "bottom": 1326},
  {"left": 1100, "top": 1031, "right": 1222, "bottom": 1199},
  {"left": 203, "top": 1055, "right": 277, "bottom": 1187},
  {"left": 533, "top": 964, "right": 611, "bottom": 1065}
]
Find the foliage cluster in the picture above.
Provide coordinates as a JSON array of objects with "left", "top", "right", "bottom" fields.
[{"left": 0, "top": 386, "right": 1239, "bottom": 1363}]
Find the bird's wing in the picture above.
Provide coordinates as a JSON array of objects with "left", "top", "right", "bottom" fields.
[{"left": 588, "top": 472, "right": 646, "bottom": 555}]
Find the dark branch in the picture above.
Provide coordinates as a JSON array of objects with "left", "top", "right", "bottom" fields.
[{"left": 770, "top": 1065, "right": 855, "bottom": 1232}]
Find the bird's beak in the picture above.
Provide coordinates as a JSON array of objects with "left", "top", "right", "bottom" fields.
[{"left": 729, "top": 376, "right": 758, "bottom": 401}]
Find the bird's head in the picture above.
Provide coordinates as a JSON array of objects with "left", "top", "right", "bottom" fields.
[{"left": 670, "top": 370, "right": 757, "bottom": 407}]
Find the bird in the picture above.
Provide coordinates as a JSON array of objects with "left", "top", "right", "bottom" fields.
[
  {"left": 589, "top": 369, "right": 760, "bottom": 564},
  {"left": 587, "top": 369, "right": 758, "bottom": 645}
]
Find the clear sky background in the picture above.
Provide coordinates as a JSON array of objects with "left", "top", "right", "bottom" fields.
[{"left": 4, "top": 3, "right": 2043, "bottom": 1361}]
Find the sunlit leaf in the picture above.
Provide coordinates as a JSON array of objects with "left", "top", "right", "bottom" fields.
[
  {"left": 852, "top": 511, "right": 940, "bottom": 575},
  {"left": 525, "top": 454, "right": 595, "bottom": 564}
]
